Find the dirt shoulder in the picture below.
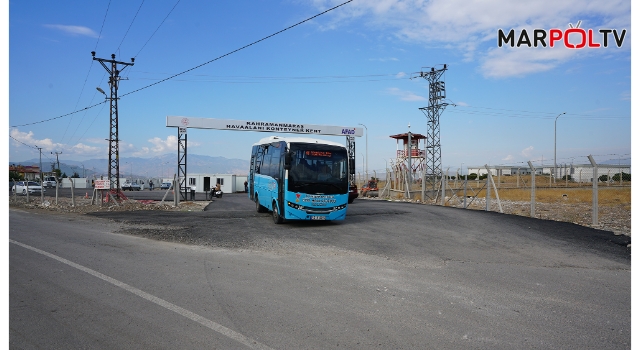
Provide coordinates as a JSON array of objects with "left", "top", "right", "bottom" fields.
[{"left": 9, "top": 194, "right": 631, "bottom": 238}]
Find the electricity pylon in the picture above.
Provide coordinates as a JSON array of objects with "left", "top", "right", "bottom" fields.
[
  {"left": 413, "top": 64, "right": 448, "bottom": 200},
  {"left": 92, "top": 52, "right": 134, "bottom": 196}
]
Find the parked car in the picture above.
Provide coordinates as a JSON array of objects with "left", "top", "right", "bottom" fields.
[
  {"left": 12, "top": 181, "right": 45, "bottom": 195},
  {"left": 348, "top": 183, "right": 358, "bottom": 204},
  {"left": 42, "top": 176, "right": 58, "bottom": 188},
  {"left": 160, "top": 182, "right": 172, "bottom": 190},
  {"left": 121, "top": 181, "right": 142, "bottom": 191}
]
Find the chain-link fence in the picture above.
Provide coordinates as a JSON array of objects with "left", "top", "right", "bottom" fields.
[{"left": 364, "top": 155, "right": 631, "bottom": 235}]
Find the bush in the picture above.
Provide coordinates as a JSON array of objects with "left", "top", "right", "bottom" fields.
[
  {"left": 9, "top": 171, "right": 24, "bottom": 181},
  {"left": 599, "top": 174, "right": 609, "bottom": 182},
  {"left": 612, "top": 172, "right": 631, "bottom": 182},
  {"left": 467, "top": 173, "right": 478, "bottom": 180},
  {"left": 479, "top": 174, "right": 488, "bottom": 180}
]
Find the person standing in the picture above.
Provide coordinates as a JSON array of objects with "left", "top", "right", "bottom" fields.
[{"left": 244, "top": 180, "right": 248, "bottom": 192}]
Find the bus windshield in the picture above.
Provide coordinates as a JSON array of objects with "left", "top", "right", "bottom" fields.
[{"left": 287, "top": 143, "right": 348, "bottom": 194}]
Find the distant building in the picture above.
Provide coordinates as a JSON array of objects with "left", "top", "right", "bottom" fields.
[
  {"left": 182, "top": 174, "right": 249, "bottom": 194},
  {"left": 466, "top": 164, "right": 630, "bottom": 182},
  {"left": 9, "top": 165, "right": 41, "bottom": 181}
]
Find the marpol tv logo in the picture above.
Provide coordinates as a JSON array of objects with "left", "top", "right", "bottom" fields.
[{"left": 498, "top": 21, "right": 627, "bottom": 49}]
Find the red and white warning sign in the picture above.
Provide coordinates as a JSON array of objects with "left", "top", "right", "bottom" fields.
[{"left": 94, "top": 179, "right": 110, "bottom": 190}]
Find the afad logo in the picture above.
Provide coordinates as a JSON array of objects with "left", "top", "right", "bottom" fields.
[
  {"left": 341, "top": 128, "right": 356, "bottom": 135},
  {"left": 498, "top": 21, "right": 626, "bottom": 49}
]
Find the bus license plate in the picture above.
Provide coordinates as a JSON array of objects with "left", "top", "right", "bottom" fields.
[{"left": 310, "top": 216, "right": 326, "bottom": 220}]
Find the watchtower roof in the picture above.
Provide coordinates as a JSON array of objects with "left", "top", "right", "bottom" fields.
[{"left": 389, "top": 133, "right": 427, "bottom": 141}]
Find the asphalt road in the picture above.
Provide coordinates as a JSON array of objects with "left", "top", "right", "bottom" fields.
[{"left": 10, "top": 194, "right": 631, "bottom": 349}]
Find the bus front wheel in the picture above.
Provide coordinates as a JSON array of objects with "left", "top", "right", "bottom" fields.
[
  {"left": 255, "top": 195, "right": 267, "bottom": 213},
  {"left": 272, "top": 201, "right": 284, "bottom": 224}
]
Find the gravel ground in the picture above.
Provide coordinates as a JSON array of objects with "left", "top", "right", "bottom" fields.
[{"left": 8, "top": 194, "right": 631, "bottom": 237}]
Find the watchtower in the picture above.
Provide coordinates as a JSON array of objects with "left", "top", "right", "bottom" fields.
[{"left": 389, "top": 131, "right": 426, "bottom": 196}]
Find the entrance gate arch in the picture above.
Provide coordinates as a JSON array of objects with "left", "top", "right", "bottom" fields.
[{"left": 166, "top": 116, "right": 363, "bottom": 201}]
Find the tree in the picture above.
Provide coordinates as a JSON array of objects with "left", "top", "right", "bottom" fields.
[
  {"left": 9, "top": 170, "right": 23, "bottom": 181},
  {"left": 71, "top": 172, "right": 80, "bottom": 178},
  {"left": 479, "top": 174, "right": 488, "bottom": 180},
  {"left": 599, "top": 174, "right": 609, "bottom": 182},
  {"left": 467, "top": 173, "right": 478, "bottom": 180},
  {"left": 612, "top": 172, "right": 631, "bottom": 182}
]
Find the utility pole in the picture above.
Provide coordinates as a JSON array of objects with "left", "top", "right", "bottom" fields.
[
  {"left": 413, "top": 64, "right": 449, "bottom": 200},
  {"left": 52, "top": 151, "right": 62, "bottom": 170},
  {"left": 36, "top": 146, "right": 43, "bottom": 203},
  {"left": 358, "top": 123, "right": 368, "bottom": 181},
  {"left": 92, "top": 51, "right": 134, "bottom": 197}
]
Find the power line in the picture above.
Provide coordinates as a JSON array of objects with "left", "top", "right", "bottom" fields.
[
  {"left": 65, "top": 0, "right": 155, "bottom": 145},
  {"left": 9, "top": 136, "right": 56, "bottom": 163},
  {"left": 121, "top": 0, "right": 354, "bottom": 98},
  {"left": 117, "top": 0, "right": 145, "bottom": 53},
  {"left": 447, "top": 105, "right": 629, "bottom": 120},
  {"left": 134, "top": 0, "right": 181, "bottom": 58},
  {"left": 132, "top": 72, "right": 402, "bottom": 79},
  {"left": 10, "top": 101, "right": 107, "bottom": 128},
  {"left": 94, "top": 0, "right": 112, "bottom": 52},
  {"left": 9, "top": 0, "right": 354, "bottom": 129},
  {"left": 133, "top": 77, "right": 401, "bottom": 84},
  {"left": 128, "top": 72, "right": 403, "bottom": 84},
  {"left": 60, "top": 1, "right": 112, "bottom": 144}
]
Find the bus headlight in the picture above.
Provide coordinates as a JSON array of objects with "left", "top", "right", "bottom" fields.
[
  {"left": 287, "top": 201, "right": 304, "bottom": 210},
  {"left": 333, "top": 204, "right": 347, "bottom": 211}
]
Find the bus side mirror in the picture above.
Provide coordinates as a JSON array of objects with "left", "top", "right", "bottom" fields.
[
  {"left": 349, "top": 159, "right": 355, "bottom": 175},
  {"left": 284, "top": 151, "right": 293, "bottom": 170}
]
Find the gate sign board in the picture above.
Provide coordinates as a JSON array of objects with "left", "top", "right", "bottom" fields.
[
  {"left": 166, "top": 116, "right": 363, "bottom": 137},
  {"left": 94, "top": 179, "right": 110, "bottom": 190}
]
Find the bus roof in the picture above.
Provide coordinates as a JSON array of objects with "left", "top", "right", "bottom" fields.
[{"left": 253, "top": 136, "right": 346, "bottom": 148}]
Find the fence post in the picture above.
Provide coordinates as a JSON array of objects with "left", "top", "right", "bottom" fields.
[
  {"left": 421, "top": 165, "right": 426, "bottom": 203},
  {"left": 579, "top": 169, "right": 582, "bottom": 185},
  {"left": 588, "top": 155, "right": 598, "bottom": 226},
  {"left": 70, "top": 178, "right": 75, "bottom": 207},
  {"left": 485, "top": 165, "right": 503, "bottom": 213},
  {"left": 485, "top": 172, "right": 490, "bottom": 211},
  {"left": 528, "top": 161, "right": 535, "bottom": 217},
  {"left": 440, "top": 174, "right": 445, "bottom": 206},
  {"left": 620, "top": 166, "right": 623, "bottom": 185},
  {"left": 463, "top": 175, "right": 467, "bottom": 208}
]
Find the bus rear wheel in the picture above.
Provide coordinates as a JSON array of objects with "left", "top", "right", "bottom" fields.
[
  {"left": 255, "top": 195, "right": 267, "bottom": 213},
  {"left": 272, "top": 201, "right": 284, "bottom": 224}
]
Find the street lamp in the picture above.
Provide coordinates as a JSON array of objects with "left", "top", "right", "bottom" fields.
[
  {"left": 361, "top": 153, "right": 365, "bottom": 183},
  {"left": 162, "top": 161, "right": 169, "bottom": 179},
  {"left": 554, "top": 112, "right": 566, "bottom": 183},
  {"left": 125, "top": 162, "right": 133, "bottom": 180},
  {"left": 358, "top": 123, "right": 368, "bottom": 180}
]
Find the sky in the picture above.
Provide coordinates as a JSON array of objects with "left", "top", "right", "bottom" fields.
[{"left": 6, "top": 0, "right": 633, "bottom": 176}]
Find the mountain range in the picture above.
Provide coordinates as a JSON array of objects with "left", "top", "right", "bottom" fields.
[{"left": 10, "top": 154, "right": 250, "bottom": 179}]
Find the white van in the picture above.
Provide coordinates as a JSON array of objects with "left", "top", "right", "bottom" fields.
[{"left": 43, "top": 176, "right": 58, "bottom": 188}]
